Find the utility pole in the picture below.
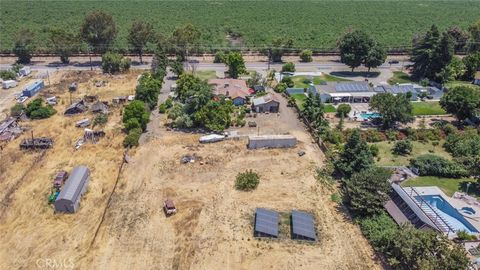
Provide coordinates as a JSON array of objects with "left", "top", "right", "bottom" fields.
[
  {"left": 267, "top": 48, "right": 271, "bottom": 70},
  {"left": 88, "top": 46, "right": 93, "bottom": 71}
]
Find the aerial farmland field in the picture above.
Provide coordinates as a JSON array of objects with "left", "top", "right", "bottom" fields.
[{"left": 0, "top": 0, "right": 479, "bottom": 53}]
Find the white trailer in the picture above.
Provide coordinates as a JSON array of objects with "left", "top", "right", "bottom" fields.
[
  {"left": 2, "top": 80, "right": 18, "bottom": 89},
  {"left": 247, "top": 135, "right": 297, "bottom": 149},
  {"left": 199, "top": 134, "right": 225, "bottom": 143},
  {"left": 19, "top": 66, "right": 31, "bottom": 76}
]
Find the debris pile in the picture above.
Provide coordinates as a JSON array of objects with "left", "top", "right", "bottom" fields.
[
  {"left": 0, "top": 118, "right": 23, "bottom": 142},
  {"left": 20, "top": 137, "right": 53, "bottom": 150}
]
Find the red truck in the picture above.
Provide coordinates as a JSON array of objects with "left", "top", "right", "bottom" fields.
[{"left": 53, "top": 171, "right": 68, "bottom": 189}]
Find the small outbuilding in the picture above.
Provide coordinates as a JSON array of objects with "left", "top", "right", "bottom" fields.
[
  {"left": 54, "top": 166, "right": 90, "bottom": 213},
  {"left": 2, "top": 80, "right": 18, "bottom": 89},
  {"left": 291, "top": 210, "right": 316, "bottom": 241},
  {"left": 254, "top": 208, "right": 279, "bottom": 238},
  {"left": 19, "top": 66, "right": 31, "bottom": 76},
  {"left": 247, "top": 135, "right": 297, "bottom": 149},
  {"left": 252, "top": 94, "right": 280, "bottom": 113},
  {"left": 22, "top": 80, "right": 44, "bottom": 97},
  {"left": 91, "top": 101, "right": 109, "bottom": 114},
  {"left": 64, "top": 100, "right": 87, "bottom": 115}
]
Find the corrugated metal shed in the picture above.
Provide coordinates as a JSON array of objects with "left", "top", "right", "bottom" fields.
[
  {"left": 248, "top": 135, "right": 296, "bottom": 149},
  {"left": 54, "top": 166, "right": 90, "bottom": 213},
  {"left": 291, "top": 210, "right": 316, "bottom": 241},
  {"left": 22, "top": 80, "right": 44, "bottom": 97},
  {"left": 254, "top": 208, "right": 279, "bottom": 238}
]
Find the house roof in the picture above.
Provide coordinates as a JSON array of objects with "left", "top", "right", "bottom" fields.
[
  {"left": 56, "top": 166, "right": 89, "bottom": 203},
  {"left": 208, "top": 79, "right": 250, "bottom": 99},
  {"left": 252, "top": 94, "right": 279, "bottom": 106}
]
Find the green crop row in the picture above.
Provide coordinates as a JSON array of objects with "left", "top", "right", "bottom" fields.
[{"left": 1, "top": 0, "right": 479, "bottom": 53}]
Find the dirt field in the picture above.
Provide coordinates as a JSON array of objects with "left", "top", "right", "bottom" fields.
[{"left": 0, "top": 71, "right": 381, "bottom": 269}]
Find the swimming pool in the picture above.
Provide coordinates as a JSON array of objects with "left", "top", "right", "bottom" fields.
[
  {"left": 415, "top": 195, "right": 479, "bottom": 233},
  {"left": 359, "top": 112, "right": 381, "bottom": 120}
]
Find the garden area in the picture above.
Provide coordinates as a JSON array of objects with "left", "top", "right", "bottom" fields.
[
  {"left": 402, "top": 176, "right": 478, "bottom": 198},
  {"left": 372, "top": 140, "right": 451, "bottom": 166},
  {"left": 290, "top": 93, "right": 335, "bottom": 113},
  {"left": 411, "top": 101, "right": 446, "bottom": 116}
]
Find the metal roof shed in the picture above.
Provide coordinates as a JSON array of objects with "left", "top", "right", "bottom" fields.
[
  {"left": 291, "top": 210, "right": 316, "bottom": 241},
  {"left": 54, "top": 166, "right": 90, "bottom": 213},
  {"left": 254, "top": 208, "right": 279, "bottom": 238}
]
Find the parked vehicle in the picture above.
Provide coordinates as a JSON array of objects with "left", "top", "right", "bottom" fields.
[
  {"left": 53, "top": 170, "right": 68, "bottom": 188},
  {"left": 48, "top": 189, "right": 60, "bottom": 204},
  {"left": 163, "top": 199, "right": 177, "bottom": 216},
  {"left": 2, "top": 80, "right": 18, "bottom": 89},
  {"left": 388, "top": 60, "right": 400, "bottom": 64},
  {"left": 16, "top": 96, "right": 28, "bottom": 103}
]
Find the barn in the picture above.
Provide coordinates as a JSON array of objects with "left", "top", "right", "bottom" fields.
[
  {"left": 54, "top": 166, "right": 90, "bottom": 213},
  {"left": 247, "top": 135, "right": 297, "bottom": 149}
]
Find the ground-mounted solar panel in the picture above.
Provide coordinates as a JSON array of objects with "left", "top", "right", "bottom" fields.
[
  {"left": 291, "top": 210, "right": 316, "bottom": 241},
  {"left": 254, "top": 208, "right": 279, "bottom": 238}
]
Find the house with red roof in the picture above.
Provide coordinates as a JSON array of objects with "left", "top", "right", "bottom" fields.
[{"left": 208, "top": 79, "right": 253, "bottom": 106}]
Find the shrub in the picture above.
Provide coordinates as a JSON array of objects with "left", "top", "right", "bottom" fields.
[
  {"left": 336, "top": 104, "right": 351, "bottom": 117},
  {"left": 158, "top": 103, "right": 167, "bottom": 113},
  {"left": 321, "top": 128, "right": 343, "bottom": 145},
  {"left": 101, "top": 52, "right": 131, "bottom": 74},
  {"left": 281, "top": 62, "right": 295, "bottom": 72},
  {"left": 443, "top": 123, "right": 458, "bottom": 135},
  {"left": 299, "top": 49, "right": 313, "bottom": 62},
  {"left": 235, "top": 170, "right": 259, "bottom": 191},
  {"left": 456, "top": 230, "right": 477, "bottom": 241},
  {"left": 25, "top": 98, "right": 56, "bottom": 119},
  {"left": 214, "top": 51, "right": 226, "bottom": 63},
  {"left": 93, "top": 114, "right": 108, "bottom": 127},
  {"left": 274, "top": 82, "right": 287, "bottom": 93},
  {"left": 10, "top": 104, "right": 25, "bottom": 117},
  {"left": 363, "top": 129, "right": 384, "bottom": 142},
  {"left": 124, "top": 118, "right": 141, "bottom": 131},
  {"left": 0, "top": 70, "right": 16, "bottom": 80},
  {"left": 164, "top": 97, "right": 173, "bottom": 109},
  {"left": 385, "top": 130, "right": 398, "bottom": 141},
  {"left": 370, "top": 144, "right": 379, "bottom": 157},
  {"left": 123, "top": 128, "right": 142, "bottom": 147},
  {"left": 392, "top": 140, "right": 413, "bottom": 155},
  {"left": 281, "top": 76, "right": 294, "bottom": 87},
  {"left": 410, "top": 154, "right": 468, "bottom": 178}
]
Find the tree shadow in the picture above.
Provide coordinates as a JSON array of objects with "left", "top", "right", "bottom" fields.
[
  {"left": 330, "top": 71, "right": 381, "bottom": 78},
  {"left": 72, "top": 61, "right": 102, "bottom": 67}
]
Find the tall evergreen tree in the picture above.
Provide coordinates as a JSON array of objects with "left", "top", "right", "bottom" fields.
[
  {"left": 334, "top": 129, "right": 374, "bottom": 177},
  {"left": 410, "top": 25, "right": 440, "bottom": 80}
]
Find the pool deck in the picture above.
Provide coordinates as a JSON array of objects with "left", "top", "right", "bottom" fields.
[{"left": 412, "top": 186, "right": 480, "bottom": 233}]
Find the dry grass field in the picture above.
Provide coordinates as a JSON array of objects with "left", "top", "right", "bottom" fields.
[{"left": 0, "top": 71, "right": 381, "bottom": 270}]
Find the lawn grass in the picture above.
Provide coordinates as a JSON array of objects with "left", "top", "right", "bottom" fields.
[
  {"left": 194, "top": 70, "right": 217, "bottom": 81},
  {"left": 292, "top": 74, "right": 350, "bottom": 88},
  {"left": 444, "top": 80, "right": 480, "bottom": 90},
  {"left": 388, "top": 71, "right": 414, "bottom": 85},
  {"left": 411, "top": 101, "right": 446, "bottom": 116},
  {"left": 373, "top": 140, "right": 451, "bottom": 166},
  {"left": 291, "top": 93, "right": 307, "bottom": 110},
  {"left": 401, "top": 176, "right": 478, "bottom": 198}
]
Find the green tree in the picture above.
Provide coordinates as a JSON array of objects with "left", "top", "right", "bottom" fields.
[
  {"left": 225, "top": 51, "right": 246, "bottom": 79},
  {"left": 364, "top": 43, "right": 386, "bottom": 72},
  {"left": 128, "top": 21, "right": 155, "bottom": 64},
  {"left": 80, "top": 11, "right": 117, "bottom": 53},
  {"left": 440, "top": 86, "right": 480, "bottom": 121},
  {"left": 123, "top": 100, "right": 150, "bottom": 131},
  {"left": 235, "top": 170, "right": 260, "bottom": 191},
  {"left": 410, "top": 25, "right": 440, "bottom": 80},
  {"left": 299, "top": 49, "right": 313, "bottom": 62},
  {"left": 343, "top": 167, "right": 392, "bottom": 216},
  {"left": 135, "top": 73, "right": 163, "bottom": 109},
  {"left": 0, "top": 70, "right": 16, "bottom": 80},
  {"left": 281, "top": 76, "right": 294, "bottom": 88},
  {"left": 336, "top": 103, "right": 351, "bottom": 117},
  {"left": 358, "top": 213, "right": 399, "bottom": 253},
  {"left": 273, "top": 82, "right": 287, "bottom": 93},
  {"left": 431, "top": 32, "right": 454, "bottom": 82},
  {"left": 194, "top": 100, "right": 233, "bottom": 131},
  {"left": 151, "top": 43, "right": 168, "bottom": 76},
  {"left": 25, "top": 98, "right": 56, "bottom": 119},
  {"left": 392, "top": 140, "right": 413, "bottom": 155},
  {"left": 334, "top": 129, "right": 374, "bottom": 177},
  {"left": 170, "top": 57, "right": 184, "bottom": 78},
  {"left": 369, "top": 93, "right": 413, "bottom": 128},
  {"left": 281, "top": 62, "right": 296, "bottom": 72},
  {"left": 123, "top": 128, "right": 142, "bottom": 148},
  {"left": 468, "top": 20, "right": 480, "bottom": 52},
  {"left": 338, "top": 30, "right": 373, "bottom": 72},
  {"left": 270, "top": 37, "right": 293, "bottom": 62},
  {"left": 49, "top": 28, "right": 78, "bottom": 64},
  {"left": 446, "top": 26, "right": 470, "bottom": 52},
  {"left": 214, "top": 51, "right": 226, "bottom": 63},
  {"left": 462, "top": 52, "right": 480, "bottom": 80},
  {"left": 13, "top": 29, "right": 35, "bottom": 64},
  {"left": 246, "top": 71, "right": 263, "bottom": 88},
  {"left": 10, "top": 104, "right": 25, "bottom": 117},
  {"left": 301, "top": 92, "right": 326, "bottom": 128},
  {"left": 101, "top": 52, "right": 131, "bottom": 74},
  {"left": 171, "top": 23, "right": 200, "bottom": 61}
]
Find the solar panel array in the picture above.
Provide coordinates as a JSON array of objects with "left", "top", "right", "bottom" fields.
[
  {"left": 291, "top": 210, "right": 316, "bottom": 241},
  {"left": 335, "top": 82, "right": 370, "bottom": 92},
  {"left": 255, "top": 208, "right": 279, "bottom": 237}
]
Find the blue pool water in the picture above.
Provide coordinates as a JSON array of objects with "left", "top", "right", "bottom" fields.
[
  {"left": 359, "top": 113, "right": 381, "bottom": 120},
  {"left": 461, "top": 207, "right": 476, "bottom": 215},
  {"left": 415, "top": 195, "right": 479, "bottom": 233}
]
